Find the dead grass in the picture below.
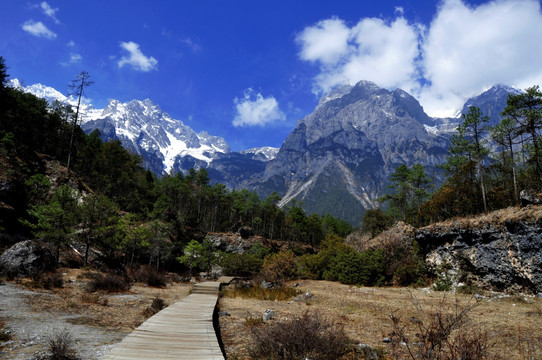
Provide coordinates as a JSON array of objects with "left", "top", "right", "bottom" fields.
[
  {"left": 219, "top": 280, "right": 542, "bottom": 359},
  {"left": 19, "top": 268, "right": 192, "bottom": 332},
  {"left": 222, "top": 285, "right": 299, "bottom": 301},
  {"left": 422, "top": 204, "right": 542, "bottom": 232}
]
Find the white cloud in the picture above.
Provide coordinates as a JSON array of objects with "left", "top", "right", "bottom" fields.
[
  {"left": 117, "top": 41, "right": 158, "bottom": 72},
  {"left": 40, "top": 1, "right": 59, "bottom": 24},
  {"left": 420, "top": 0, "right": 542, "bottom": 116},
  {"left": 297, "top": 0, "right": 542, "bottom": 117},
  {"left": 233, "top": 89, "right": 286, "bottom": 127},
  {"left": 21, "top": 20, "right": 56, "bottom": 39},
  {"left": 297, "top": 16, "right": 422, "bottom": 98},
  {"left": 297, "top": 17, "right": 351, "bottom": 65},
  {"left": 62, "top": 53, "right": 82, "bottom": 67}
]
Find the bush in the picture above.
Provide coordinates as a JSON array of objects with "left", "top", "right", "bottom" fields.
[
  {"left": 142, "top": 297, "right": 167, "bottom": 318},
  {"left": 131, "top": 265, "right": 167, "bottom": 287},
  {"left": 249, "top": 310, "right": 352, "bottom": 360},
  {"left": 433, "top": 263, "right": 453, "bottom": 292},
  {"left": 45, "top": 328, "right": 79, "bottom": 360},
  {"left": 220, "top": 253, "right": 263, "bottom": 277},
  {"left": 222, "top": 284, "right": 298, "bottom": 301},
  {"left": 86, "top": 273, "right": 131, "bottom": 293},
  {"left": 39, "top": 272, "right": 64, "bottom": 289},
  {"left": 388, "top": 297, "right": 498, "bottom": 360},
  {"left": 323, "top": 248, "right": 386, "bottom": 286},
  {"left": 261, "top": 250, "right": 297, "bottom": 283}
]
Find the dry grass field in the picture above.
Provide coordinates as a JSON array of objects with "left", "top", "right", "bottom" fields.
[
  {"left": 3, "top": 268, "right": 541, "bottom": 359},
  {"left": 21, "top": 268, "right": 193, "bottom": 331},
  {"left": 219, "top": 280, "right": 542, "bottom": 359}
]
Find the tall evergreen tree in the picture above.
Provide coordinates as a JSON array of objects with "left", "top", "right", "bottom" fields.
[
  {"left": 442, "top": 106, "right": 489, "bottom": 213},
  {"left": 491, "top": 117, "right": 519, "bottom": 204},
  {"left": 502, "top": 86, "right": 542, "bottom": 182},
  {"left": 66, "top": 71, "right": 93, "bottom": 173}
]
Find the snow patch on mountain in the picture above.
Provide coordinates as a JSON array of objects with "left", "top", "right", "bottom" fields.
[
  {"left": 240, "top": 146, "right": 279, "bottom": 162},
  {"left": 10, "top": 79, "right": 231, "bottom": 175}
]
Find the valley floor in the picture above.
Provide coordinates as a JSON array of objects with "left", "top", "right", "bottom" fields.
[
  {"left": 0, "top": 269, "right": 191, "bottom": 360},
  {"left": 219, "top": 280, "right": 542, "bottom": 359},
  {"left": 1, "top": 272, "right": 540, "bottom": 360}
]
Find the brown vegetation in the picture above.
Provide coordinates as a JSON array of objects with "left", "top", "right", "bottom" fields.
[
  {"left": 16, "top": 268, "right": 190, "bottom": 332},
  {"left": 219, "top": 280, "right": 542, "bottom": 359}
]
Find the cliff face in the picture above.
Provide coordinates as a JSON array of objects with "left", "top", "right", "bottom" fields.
[{"left": 415, "top": 206, "right": 542, "bottom": 293}]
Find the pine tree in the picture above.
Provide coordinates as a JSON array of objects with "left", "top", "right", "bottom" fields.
[
  {"left": 25, "top": 185, "right": 79, "bottom": 265},
  {"left": 443, "top": 106, "right": 489, "bottom": 213},
  {"left": 66, "top": 71, "right": 93, "bottom": 173},
  {"left": 502, "top": 86, "right": 542, "bottom": 182}
]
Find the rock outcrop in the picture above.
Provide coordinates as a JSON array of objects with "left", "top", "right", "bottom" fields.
[
  {"left": 415, "top": 206, "right": 542, "bottom": 293},
  {"left": 0, "top": 240, "right": 56, "bottom": 277}
]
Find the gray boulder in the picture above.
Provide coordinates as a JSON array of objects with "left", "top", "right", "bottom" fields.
[
  {"left": 262, "top": 309, "right": 275, "bottom": 322},
  {"left": 0, "top": 240, "right": 55, "bottom": 277}
]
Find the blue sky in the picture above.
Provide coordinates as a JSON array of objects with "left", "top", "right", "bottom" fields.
[{"left": 2, "top": 1, "right": 542, "bottom": 151}]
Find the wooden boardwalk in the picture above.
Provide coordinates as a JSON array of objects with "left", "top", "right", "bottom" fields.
[{"left": 103, "top": 277, "right": 233, "bottom": 360}]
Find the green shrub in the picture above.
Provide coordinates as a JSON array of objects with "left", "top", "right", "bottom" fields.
[
  {"left": 433, "top": 263, "right": 453, "bottom": 292},
  {"left": 323, "top": 248, "right": 386, "bottom": 286},
  {"left": 296, "top": 234, "right": 352, "bottom": 280},
  {"left": 220, "top": 253, "right": 263, "bottom": 277}
]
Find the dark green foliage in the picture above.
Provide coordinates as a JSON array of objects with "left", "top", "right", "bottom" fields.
[
  {"left": 24, "top": 185, "right": 79, "bottom": 265},
  {"left": 0, "top": 56, "right": 8, "bottom": 88},
  {"left": 220, "top": 253, "right": 263, "bottom": 277},
  {"left": 379, "top": 163, "right": 432, "bottom": 226},
  {"left": 177, "top": 239, "right": 218, "bottom": 277},
  {"left": 502, "top": 86, "right": 542, "bottom": 179},
  {"left": 296, "top": 234, "right": 351, "bottom": 280},
  {"left": 361, "top": 209, "right": 393, "bottom": 237},
  {"left": 323, "top": 248, "right": 386, "bottom": 286},
  {"left": 321, "top": 213, "right": 353, "bottom": 238}
]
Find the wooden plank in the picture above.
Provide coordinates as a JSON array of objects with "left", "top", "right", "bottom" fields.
[{"left": 103, "top": 280, "right": 228, "bottom": 360}]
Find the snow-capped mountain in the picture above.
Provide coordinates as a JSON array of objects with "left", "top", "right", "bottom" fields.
[
  {"left": 9, "top": 79, "right": 69, "bottom": 104},
  {"left": 240, "top": 146, "right": 279, "bottom": 162},
  {"left": 10, "top": 79, "right": 233, "bottom": 176},
  {"left": 11, "top": 78, "right": 519, "bottom": 224},
  {"left": 9, "top": 78, "right": 284, "bottom": 182},
  {"left": 82, "top": 99, "right": 231, "bottom": 175}
]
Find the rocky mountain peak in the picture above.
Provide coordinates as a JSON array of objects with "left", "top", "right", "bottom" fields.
[{"left": 460, "top": 84, "right": 521, "bottom": 125}]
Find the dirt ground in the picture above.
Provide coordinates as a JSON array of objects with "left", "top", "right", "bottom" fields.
[
  {"left": 0, "top": 268, "right": 191, "bottom": 360},
  {"left": 218, "top": 280, "right": 542, "bottom": 359},
  {"left": 1, "top": 270, "right": 541, "bottom": 360}
]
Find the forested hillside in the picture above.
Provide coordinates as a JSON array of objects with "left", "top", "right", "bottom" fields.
[{"left": 0, "top": 57, "right": 351, "bottom": 272}]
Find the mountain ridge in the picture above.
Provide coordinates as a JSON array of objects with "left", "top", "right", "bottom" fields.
[{"left": 11, "top": 78, "right": 518, "bottom": 224}]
